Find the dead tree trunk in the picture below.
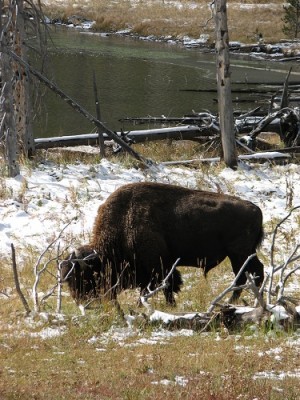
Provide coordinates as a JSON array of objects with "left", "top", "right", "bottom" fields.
[
  {"left": 214, "top": 0, "right": 237, "bottom": 168},
  {"left": 14, "top": 0, "right": 35, "bottom": 158},
  {"left": 0, "top": 1, "right": 20, "bottom": 176},
  {"left": 93, "top": 71, "right": 105, "bottom": 157}
]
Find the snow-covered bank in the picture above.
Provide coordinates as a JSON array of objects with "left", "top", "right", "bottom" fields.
[{"left": 1, "top": 158, "right": 299, "bottom": 266}]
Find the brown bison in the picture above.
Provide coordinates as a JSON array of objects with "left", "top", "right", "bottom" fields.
[{"left": 61, "top": 182, "right": 264, "bottom": 305}]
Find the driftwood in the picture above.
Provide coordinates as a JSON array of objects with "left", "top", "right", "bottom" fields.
[
  {"left": 33, "top": 115, "right": 282, "bottom": 150},
  {"left": 161, "top": 151, "right": 293, "bottom": 166},
  {"left": 119, "top": 114, "right": 216, "bottom": 125},
  {"left": 34, "top": 126, "right": 204, "bottom": 149}
]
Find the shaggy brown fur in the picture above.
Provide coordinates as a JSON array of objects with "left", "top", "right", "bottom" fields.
[
  {"left": 60, "top": 245, "right": 102, "bottom": 303},
  {"left": 89, "top": 182, "right": 264, "bottom": 304}
]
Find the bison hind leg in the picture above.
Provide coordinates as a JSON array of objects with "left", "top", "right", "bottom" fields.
[
  {"left": 228, "top": 289, "right": 243, "bottom": 304},
  {"left": 228, "top": 253, "right": 264, "bottom": 303}
]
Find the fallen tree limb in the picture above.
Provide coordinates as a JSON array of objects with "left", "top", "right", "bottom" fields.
[
  {"left": 140, "top": 258, "right": 181, "bottom": 314},
  {"left": 245, "top": 271, "right": 266, "bottom": 309},
  {"left": 207, "top": 254, "right": 256, "bottom": 313},
  {"left": 34, "top": 126, "right": 203, "bottom": 149},
  {"left": 162, "top": 151, "right": 292, "bottom": 166}
]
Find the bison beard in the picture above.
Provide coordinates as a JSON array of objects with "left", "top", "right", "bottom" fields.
[{"left": 62, "top": 182, "right": 264, "bottom": 305}]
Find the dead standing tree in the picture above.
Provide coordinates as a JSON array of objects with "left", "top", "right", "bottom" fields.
[
  {"left": 0, "top": 0, "right": 45, "bottom": 177},
  {"left": 214, "top": 0, "right": 237, "bottom": 168},
  {"left": 13, "top": 0, "right": 35, "bottom": 159},
  {"left": 0, "top": 0, "right": 20, "bottom": 176}
]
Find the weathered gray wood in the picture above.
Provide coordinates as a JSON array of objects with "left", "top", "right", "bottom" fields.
[
  {"left": 14, "top": 0, "right": 35, "bottom": 158},
  {"left": 11, "top": 243, "right": 31, "bottom": 314},
  {"left": 280, "top": 67, "right": 292, "bottom": 109},
  {"left": 0, "top": 2, "right": 20, "bottom": 176},
  {"left": 93, "top": 71, "right": 105, "bottom": 157},
  {"left": 120, "top": 114, "right": 215, "bottom": 124},
  {"left": 214, "top": 0, "right": 237, "bottom": 168},
  {"left": 162, "top": 151, "right": 291, "bottom": 166},
  {"left": 34, "top": 125, "right": 202, "bottom": 149}
]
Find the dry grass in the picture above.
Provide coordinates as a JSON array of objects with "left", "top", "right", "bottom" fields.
[
  {"left": 227, "top": 5, "right": 285, "bottom": 43},
  {"left": 1, "top": 259, "right": 300, "bottom": 399},
  {"left": 42, "top": 0, "right": 288, "bottom": 44},
  {"left": 1, "top": 242, "right": 300, "bottom": 400},
  {"left": 2, "top": 331, "right": 300, "bottom": 400}
]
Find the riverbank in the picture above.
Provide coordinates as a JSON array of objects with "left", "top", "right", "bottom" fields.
[{"left": 41, "top": 1, "right": 286, "bottom": 45}]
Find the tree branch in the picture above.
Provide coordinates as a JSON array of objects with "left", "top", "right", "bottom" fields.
[
  {"left": 140, "top": 258, "right": 181, "bottom": 313},
  {"left": 32, "top": 218, "right": 76, "bottom": 311},
  {"left": 207, "top": 254, "right": 256, "bottom": 313},
  {"left": 11, "top": 243, "right": 31, "bottom": 315}
]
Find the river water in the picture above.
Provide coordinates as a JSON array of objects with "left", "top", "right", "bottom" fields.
[{"left": 33, "top": 27, "right": 300, "bottom": 138}]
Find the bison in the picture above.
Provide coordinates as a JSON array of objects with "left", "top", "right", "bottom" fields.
[{"left": 61, "top": 182, "right": 264, "bottom": 305}]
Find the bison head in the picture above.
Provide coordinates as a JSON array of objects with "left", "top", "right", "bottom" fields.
[{"left": 60, "top": 245, "right": 102, "bottom": 302}]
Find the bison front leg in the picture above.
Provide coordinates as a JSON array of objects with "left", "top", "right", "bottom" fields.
[
  {"left": 138, "top": 280, "right": 176, "bottom": 306},
  {"left": 163, "top": 288, "right": 176, "bottom": 306},
  {"left": 163, "top": 268, "right": 183, "bottom": 306},
  {"left": 138, "top": 263, "right": 183, "bottom": 307}
]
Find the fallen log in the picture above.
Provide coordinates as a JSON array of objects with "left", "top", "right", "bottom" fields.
[
  {"left": 34, "top": 125, "right": 204, "bottom": 149},
  {"left": 162, "top": 151, "right": 292, "bottom": 166},
  {"left": 119, "top": 116, "right": 210, "bottom": 124},
  {"left": 182, "top": 88, "right": 276, "bottom": 94},
  {"left": 121, "top": 114, "right": 282, "bottom": 135}
]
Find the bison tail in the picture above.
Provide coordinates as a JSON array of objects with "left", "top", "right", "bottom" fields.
[{"left": 256, "top": 226, "right": 264, "bottom": 249}]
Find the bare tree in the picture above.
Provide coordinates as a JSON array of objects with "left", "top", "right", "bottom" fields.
[
  {"left": 213, "top": 0, "right": 237, "bottom": 168},
  {"left": 0, "top": 1, "right": 45, "bottom": 177},
  {"left": 13, "top": 0, "right": 35, "bottom": 158},
  {"left": 0, "top": 0, "right": 20, "bottom": 176}
]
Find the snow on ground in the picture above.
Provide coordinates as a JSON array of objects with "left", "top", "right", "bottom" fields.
[
  {"left": 1, "top": 157, "right": 299, "bottom": 263},
  {"left": 1, "top": 155, "right": 300, "bottom": 383}
]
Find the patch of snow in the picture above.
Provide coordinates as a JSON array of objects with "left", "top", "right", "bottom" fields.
[
  {"left": 253, "top": 369, "right": 300, "bottom": 380},
  {"left": 267, "top": 305, "right": 290, "bottom": 321},
  {"left": 30, "top": 326, "right": 66, "bottom": 339},
  {"left": 234, "top": 307, "right": 255, "bottom": 314},
  {"left": 87, "top": 326, "right": 194, "bottom": 349},
  {"left": 150, "top": 310, "right": 198, "bottom": 323},
  {"left": 151, "top": 375, "right": 188, "bottom": 386},
  {"left": 2, "top": 159, "right": 299, "bottom": 261}
]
